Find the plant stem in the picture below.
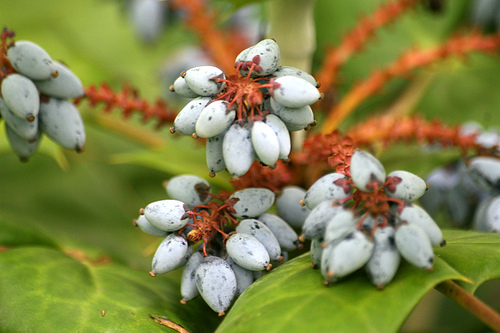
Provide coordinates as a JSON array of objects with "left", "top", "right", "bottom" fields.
[
  {"left": 267, "top": 0, "right": 316, "bottom": 72},
  {"left": 267, "top": 0, "right": 316, "bottom": 151},
  {"left": 435, "top": 280, "right": 500, "bottom": 332}
]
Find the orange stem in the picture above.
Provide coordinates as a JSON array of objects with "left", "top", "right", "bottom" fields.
[
  {"left": 78, "top": 83, "right": 178, "bottom": 129},
  {"left": 321, "top": 32, "right": 500, "bottom": 135},
  {"left": 435, "top": 280, "right": 500, "bottom": 332},
  {"left": 315, "top": 0, "right": 422, "bottom": 91}
]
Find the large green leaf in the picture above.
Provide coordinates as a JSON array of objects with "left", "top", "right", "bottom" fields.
[
  {"left": 0, "top": 246, "right": 222, "bottom": 333},
  {"left": 216, "top": 230, "right": 500, "bottom": 333}
]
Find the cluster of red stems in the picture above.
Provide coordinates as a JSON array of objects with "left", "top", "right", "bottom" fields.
[
  {"left": 5, "top": 1, "right": 500, "bottom": 241},
  {"left": 181, "top": 191, "right": 239, "bottom": 257},
  {"left": 213, "top": 61, "right": 281, "bottom": 123},
  {"left": 0, "top": 28, "right": 16, "bottom": 79}
]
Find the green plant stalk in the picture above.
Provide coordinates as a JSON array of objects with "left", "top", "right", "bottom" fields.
[
  {"left": 435, "top": 280, "right": 500, "bottom": 332},
  {"left": 267, "top": 0, "right": 316, "bottom": 72},
  {"left": 266, "top": 0, "right": 316, "bottom": 151}
]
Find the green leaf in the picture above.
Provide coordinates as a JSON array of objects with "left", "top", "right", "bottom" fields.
[
  {"left": 216, "top": 230, "right": 500, "bottom": 333},
  {"left": 0, "top": 246, "right": 222, "bottom": 332},
  {"left": 435, "top": 230, "right": 500, "bottom": 293}
]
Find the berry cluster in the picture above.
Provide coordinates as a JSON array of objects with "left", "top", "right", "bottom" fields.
[
  {"left": 169, "top": 38, "right": 321, "bottom": 177},
  {"left": 421, "top": 122, "right": 500, "bottom": 231},
  {"left": 423, "top": 155, "right": 500, "bottom": 232},
  {"left": 0, "top": 29, "right": 85, "bottom": 161},
  {"left": 468, "top": 156, "right": 500, "bottom": 232},
  {"left": 135, "top": 174, "right": 301, "bottom": 316},
  {"left": 299, "top": 149, "right": 445, "bottom": 288}
]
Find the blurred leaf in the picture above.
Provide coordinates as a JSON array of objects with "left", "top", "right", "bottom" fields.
[
  {"left": 109, "top": 135, "right": 231, "bottom": 190},
  {"left": 415, "top": 54, "right": 500, "bottom": 127},
  {"left": 216, "top": 230, "right": 500, "bottom": 333},
  {"left": 0, "top": 246, "right": 222, "bottom": 333},
  {"left": 0, "top": 122, "right": 169, "bottom": 269}
]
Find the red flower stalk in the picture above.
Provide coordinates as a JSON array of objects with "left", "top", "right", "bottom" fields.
[
  {"left": 295, "top": 131, "right": 356, "bottom": 176},
  {"left": 181, "top": 194, "right": 239, "bottom": 257},
  {"left": 346, "top": 114, "right": 485, "bottom": 155},
  {"left": 294, "top": 113, "right": 495, "bottom": 185},
  {"left": 315, "top": 0, "right": 422, "bottom": 90},
  {"left": 78, "top": 83, "right": 178, "bottom": 129},
  {"left": 0, "top": 27, "right": 16, "bottom": 79},
  {"left": 321, "top": 31, "right": 500, "bottom": 135}
]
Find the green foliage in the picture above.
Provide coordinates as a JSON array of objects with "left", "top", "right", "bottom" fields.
[
  {"left": 217, "top": 230, "right": 500, "bottom": 333},
  {"left": 0, "top": 247, "right": 221, "bottom": 332}
]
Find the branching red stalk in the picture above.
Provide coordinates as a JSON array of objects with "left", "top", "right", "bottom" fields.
[
  {"left": 345, "top": 114, "right": 485, "bottom": 154},
  {"left": 0, "top": 28, "right": 16, "bottom": 79},
  {"left": 321, "top": 32, "right": 500, "bottom": 135},
  {"left": 295, "top": 114, "right": 495, "bottom": 186},
  {"left": 315, "top": 0, "right": 422, "bottom": 90},
  {"left": 77, "top": 84, "right": 178, "bottom": 129}
]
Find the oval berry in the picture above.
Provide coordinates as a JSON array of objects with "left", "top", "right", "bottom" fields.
[
  {"left": 33, "top": 61, "right": 84, "bottom": 99},
  {"left": 195, "top": 256, "right": 237, "bottom": 315},
  {"left": 195, "top": 100, "right": 235, "bottom": 138},
  {"left": 236, "top": 219, "right": 282, "bottom": 261},
  {"left": 143, "top": 199, "right": 189, "bottom": 232},
  {"left": 366, "top": 226, "right": 401, "bottom": 289},
  {"left": 151, "top": 233, "right": 191, "bottom": 274},
  {"left": 350, "top": 150, "right": 386, "bottom": 192},
  {"left": 258, "top": 213, "right": 300, "bottom": 251},
  {"left": 264, "top": 114, "right": 291, "bottom": 160},
  {"left": 276, "top": 186, "right": 310, "bottom": 228},
  {"left": 303, "top": 172, "right": 352, "bottom": 210},
  {"left": 395, "top": 222, "right": 434, "bottom": 270},
  {"left": 172, "top": 97, "right": 211, "bottom": 135},
  {"left": 251, "top": 120, "right": 280, "bottom": 166},
  {"left": 223, "top": 122, "right": 254, "bottom": 177},
  {"left": 226, "top": 233, "right": 270, "bottom": 271},
  {"left": 183, "top": 66, "right": 225, "bottom": 96},
  {"left": 230, "top": 188, "right": 275, "bottom": 219},
  {"left": 1, "top": 73, "right": 40, "bottom": 121},
  {"left": 271, "top": 76, "right": 320, "bottom": 108},
  {"left": 165, "top": 174, "right": 211, "bottom": 208},
  {"left": 385, "top": 170, "right": 428, "bottom": 202},
  {"left": 7, "top": 40, "right": 57, "bottom": 80}
]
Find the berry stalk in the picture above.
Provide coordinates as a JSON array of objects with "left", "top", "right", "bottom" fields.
[
  {"left": 267, "top": 0, "right": 316, "bottom": 72},
  {"left": 435, "top": 280, "right": 500, "bottom": 332}
]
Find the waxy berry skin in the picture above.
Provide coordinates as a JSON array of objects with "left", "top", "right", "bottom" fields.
[
  {"left": 300, "top": 149, "right": 444, "bottom": 287},
  {"left": 170, "top": 39, "right": 320, "bottom": 178}
]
